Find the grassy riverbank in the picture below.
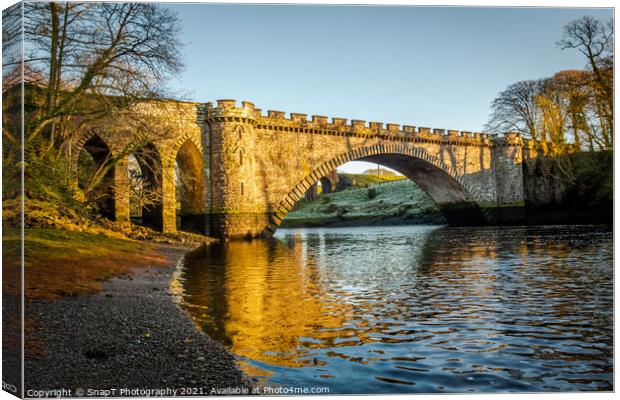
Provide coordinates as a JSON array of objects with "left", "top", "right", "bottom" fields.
[
  {"left": 3, "top": 228, "right": 187, "bottom": 300},
  {"left": 2, "top": 197, "right": 214, "bottom": 300},
  {"left": 282, "top": 179, "right": 445, "bottom": 227}
]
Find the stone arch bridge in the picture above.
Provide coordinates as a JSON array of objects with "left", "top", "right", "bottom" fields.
[{"left": 70, "top": 99, "right": 532, "bottom": 239}]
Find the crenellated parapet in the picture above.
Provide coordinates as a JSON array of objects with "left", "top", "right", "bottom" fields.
[
  {"left": 203, "top": 99, "right": 258, "bottom": 125},
  {"left": 202, "top": 99, "right": 500, "bottom": 147}
]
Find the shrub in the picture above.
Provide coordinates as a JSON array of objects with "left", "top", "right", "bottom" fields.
[{"left": 325, "top": 203, "right": 340, "bottom": 214}]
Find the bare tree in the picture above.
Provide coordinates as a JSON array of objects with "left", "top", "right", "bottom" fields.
[
  {"left": 558, "top": 16, "right": 613, "bottom": 148},
  {"left": 487, "top": 16, "right": 613, "bottom": 154},
  {"left": 2, "top": 4, "right": 22, "bottom": 76},
  {"left": 3, "top": 2, "right": 185, "bottom": 215},
  {"left": 485, "top": 80, "right": 541, "bottom": 139},
  {"left": 127, "top": 148, "right": 163, "bottom": 217},
  {"left": 13, "top": 2, "right": 183, "bottom": 154}
]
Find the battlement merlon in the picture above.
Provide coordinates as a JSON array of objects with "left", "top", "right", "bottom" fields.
[
  {"left": 200, "top": 99, "right": 513, "bottom": 145},
  {"left": 203, "top": 99, "right": 259, "bottom": 122}
]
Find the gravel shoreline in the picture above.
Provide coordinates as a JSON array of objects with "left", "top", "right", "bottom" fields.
[{"left": 24, "top": 244, "right": 253, "bottom": 397}]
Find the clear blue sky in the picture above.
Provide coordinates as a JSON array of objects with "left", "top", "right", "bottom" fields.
[{"left": 168, "top": 4, "right": 612, "bottom": 172}]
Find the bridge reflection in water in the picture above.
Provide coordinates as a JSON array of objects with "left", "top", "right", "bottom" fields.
[{"left": 171, "top": 225, "right": 612, "bottom": 394}]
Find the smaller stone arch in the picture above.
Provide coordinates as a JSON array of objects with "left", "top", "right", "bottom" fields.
[
  {"left": 128, "top": 142, "right": 165, "bottom": 231},
  {"left": 164, "top": 131, "right": 204, "bottom": 168},
  {"left": 69, "top": 130, "right": 117, "bottom": 183},
  {"left": 318, "top": 170, "right": 339, "bottom": 194},
  {"left": 265, "top": 144, "right": 488, "bottom": 235},
  {"left": 72, "top": 131, "right": 116, "bottom": 219},
  {"left": 318, "top": 177, "right": 332, "bottom": 194}
]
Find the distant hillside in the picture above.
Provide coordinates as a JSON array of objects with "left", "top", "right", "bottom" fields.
[
  {"left": 361, "top": 167, "right": 402, "bottom": 177},
  {"left": 336, "top": 172, "right": 404, "bottom": 191},
  {"left": 282, "top": 179, "right": 445, "bottom": 228}
]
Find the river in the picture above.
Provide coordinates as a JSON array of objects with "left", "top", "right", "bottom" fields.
[{"left": 172, "top": 225, "right": 612, "bottom": 394}]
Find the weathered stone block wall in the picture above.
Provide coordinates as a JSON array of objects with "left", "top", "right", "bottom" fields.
[
  {"left": 208, "top": 212, "right": 272, "bottom": 240},
  {"left": 521, "top": 140, "right": 568, "bottom": 207},
  {"left": 492, "top": 133, "right": 525, "bottom": 206},
  {"left": 522, "top": 158, "right": 569, "bottom": 207}
]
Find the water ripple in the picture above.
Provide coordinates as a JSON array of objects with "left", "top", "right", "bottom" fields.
[{"left": 174, "top": 225, "right": 612, "bottom": 393}]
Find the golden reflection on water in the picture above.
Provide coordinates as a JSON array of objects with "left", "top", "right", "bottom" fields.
[
  {"left": 171, "top": 225, "right": 612, "bottom": 393},
  {"left": 173, "top": 235, "right": 355, "bottom": 368}
]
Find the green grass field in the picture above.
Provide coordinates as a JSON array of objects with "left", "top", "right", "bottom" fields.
[
  {"left": 282, "top": 177, "right": 445, "bottom": 227},
  {"left": 336, "top": 172, "right": 404, "bottom": 189}
]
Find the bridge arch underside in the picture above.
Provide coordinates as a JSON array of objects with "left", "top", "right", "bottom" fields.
[
  {"left": 358, "top": 154, "right": 487, "bottom": 226},
  {"left": 175, "top": 139, "right": 206, "bottom": 232},
  {"left": 129, "top": 144, "right": 164, "bottom": 231},
  {"left": 77, "top": 134, "right": 115, "bottom": 219},
  {"left": 318, "top": 176, "right": 335, "bottom": 194},
  {"left": 266, "top": 151, "right": 489, "bottom": 237}
]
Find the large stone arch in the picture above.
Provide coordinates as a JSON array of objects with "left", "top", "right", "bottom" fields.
[{"left": 265, "top": 144, "right": 488, "bottom": 235}]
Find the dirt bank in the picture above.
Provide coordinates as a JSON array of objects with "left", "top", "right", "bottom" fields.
[{"left": 9, "top": 233, "right": 253, "bottom": 395}]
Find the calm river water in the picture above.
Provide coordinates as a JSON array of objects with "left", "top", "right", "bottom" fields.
[{"left": 172, "top": 225, "right": 613, "bottom": 394}]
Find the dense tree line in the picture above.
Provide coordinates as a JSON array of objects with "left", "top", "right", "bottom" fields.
[{"left": 486, "top": 16, "right": 613, "bottom": 153}]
